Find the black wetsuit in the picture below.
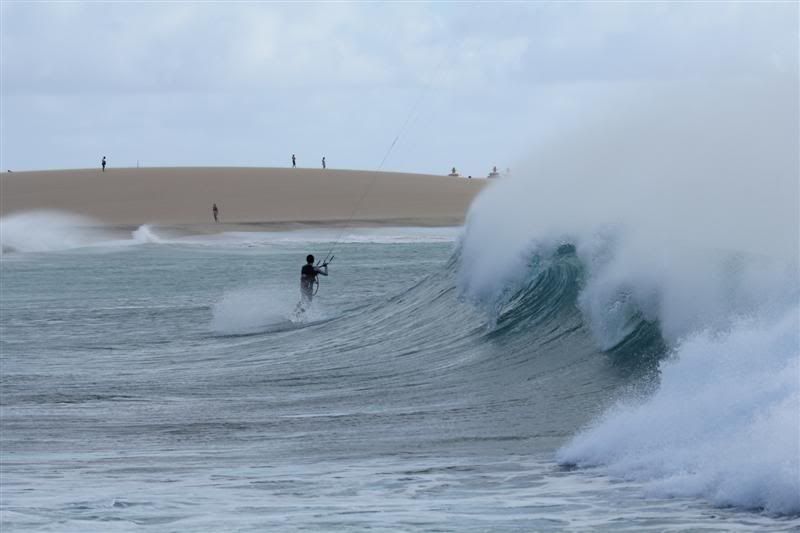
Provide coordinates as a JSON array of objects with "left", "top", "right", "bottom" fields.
[{"left": 300, "top": 263, "right": 327, "bottom": 303}]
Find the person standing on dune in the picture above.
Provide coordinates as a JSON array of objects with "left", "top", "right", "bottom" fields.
[
  {"left": 101, "top": 156, "right": 106, "bottom": 172},
  {"left": 322, "top": 156, "right": 326, "bottom": 169},
  {"left": 212, "top": 203, "right": 219, "bottom": 223},
  {"left": 292, "top": 154, "right": 297, "bottom": 168}
]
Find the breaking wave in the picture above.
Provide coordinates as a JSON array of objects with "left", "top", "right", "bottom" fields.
[
  {"left": 452, "top": 78, "right": 799, "bottom": 514},
  {"left": 0, "top": 211, "right": 107, "bottom": 254}
]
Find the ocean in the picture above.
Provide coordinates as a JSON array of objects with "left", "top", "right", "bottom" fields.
[{"left": 1, "top": 211, "right": 798, "bottom": 531}]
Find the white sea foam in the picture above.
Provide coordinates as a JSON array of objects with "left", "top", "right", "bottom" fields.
[
  {"left": 210, "top": 286, "right": 329, "bottom": 335},
  {"left": 458, "top": 78, "right": 800, "bottom": 513},
  {"left": 459, "top": 78, "right": 798, "bottom": 340},
  {"left": 557, "top": 307, "right": 800, "bottom": 514},
  {"left": 1, "top": 213, "right": 457, "bottom": 255},
  {"left": 196, "top": 227, "right": 460, "bottom": 247},
  {"left": 131, "top": 224, "right": 165, "bottom": 244},
  {"left": 0, "top": 212, "right": 174, "bottom": 254},
  {"left": 211, "top": 286, "right": 292, "bottom": 335},
  {"left": 459, "top": 79, "right": 798, "bottom": 321},
  {"left": 0, "top": 211, "right": 108, "bottom": 254}
]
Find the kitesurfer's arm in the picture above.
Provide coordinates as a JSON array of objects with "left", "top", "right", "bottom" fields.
[{"left": 315, "top": 265, "right": 329, "bottom": 276}]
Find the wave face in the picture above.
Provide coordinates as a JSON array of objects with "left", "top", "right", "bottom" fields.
[
  {"left": 456, "top": 78, "right": 800, "bottom": 514},
  {"left": 458, "top": 233, "right": 798, "bottom": 514}
]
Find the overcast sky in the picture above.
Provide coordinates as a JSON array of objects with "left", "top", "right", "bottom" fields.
[{"left": 1, "top": 2, "right": 797, "bottom": 174}]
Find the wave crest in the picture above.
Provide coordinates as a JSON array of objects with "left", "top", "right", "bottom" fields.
[
  {"left": 557, "top": 307, "right": 800, "bottom": 514},
  {"left": 456, "top": 77, "right": 799, "bottom": 514}
]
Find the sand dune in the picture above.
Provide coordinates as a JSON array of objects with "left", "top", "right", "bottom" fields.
[{"left": 0, "top": 167, "right": 488, "bottom": 230}]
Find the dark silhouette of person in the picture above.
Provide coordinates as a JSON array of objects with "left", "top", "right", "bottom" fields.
[
  {"left": 102, "top": 156, "right": 107, "bottom": 172},
  {"left": 300, "top": 254, "right": 328, "bottom": 307},
  {"left": 322, "top": 156, "right": 326, "bottom": 169},
  {"left": 212, "top": 203, "right": 219, "bottom": 222},
  {"left": 292, "top": 154, "right": 297, "bottom": 168}
]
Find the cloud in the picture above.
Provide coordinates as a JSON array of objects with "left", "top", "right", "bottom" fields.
[
  {"left": 1, "top": 2, "right": 796, "bottom": 172},
  {"left": 1, "top": 3, "right": 531, "bottom": 94}
]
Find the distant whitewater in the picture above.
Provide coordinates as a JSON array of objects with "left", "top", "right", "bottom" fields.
[
  {"left": 0, "top": 212, "right": 460, "bottom": 255},
  {"left": 0, "top": 211, "right": 104, "bottom": 254}
]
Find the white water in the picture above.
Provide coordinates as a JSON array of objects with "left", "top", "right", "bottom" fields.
[
  {"left": 0, "top": 215, "right": 459, "bottom": 256},
  {"left": 460, "top": 79, "right": 798, "bottom": 305},
  {"left": 210, "top": 285, "right": 331, "bottom": 335},
  {"left": 558, "top": 307, "right": 800, "bottom": 514},
  {"left": 458, "top": 78, "right": 800, "bottom": 514},
  {"left": 0, "top": 211, "right": 108, "bottom": 253},
  {"left": 131, "top": 224, "right": 166, "bottom": 244},
  {"left": 189, "top": 227, "right": 460, "bottom": 247},
  {"left": 0, "top": 212, "right": 170, "bottom": 253}
]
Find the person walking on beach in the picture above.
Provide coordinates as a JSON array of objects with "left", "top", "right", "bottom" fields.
[
  {"left": 102, "top": 156, "right": 107, "bottom": 172},
  {"left": 322, "top": 156, "right": 326, "bottom": 169},
  {"left": 212, "top": 203, "right": 219, "bottom": 223},
  {"left": 292, "top": 154, "right": 297, "bottom": 168}
]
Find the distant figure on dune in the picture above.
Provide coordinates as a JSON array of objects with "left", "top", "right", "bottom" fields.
[
  {"left": 212, "top": 203, "right": 219, "bottom": 223},
  {"left": 102, "top": 156, "right": 107, "bottom": 172},
  {"left": 292, "top": 154, "right": 297, "bottom": 168},
  {"left": 322, "top": 156, "right": 326, "bottom": 169}
]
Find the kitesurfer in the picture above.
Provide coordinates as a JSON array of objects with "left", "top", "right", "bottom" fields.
[{"left": 300, "top": 254, "right": 328, "bottom": 306}]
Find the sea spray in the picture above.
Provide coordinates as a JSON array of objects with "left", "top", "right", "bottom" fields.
[
  {"left": 211, "top": 285, "right": 329, "bottom": 335},
  {"left": 557, "top": 307, "right": 800, "bottom": 514},
  {"left": 0, "top": 213, "right": 180, "bottom": 254},
  {"left": 0, "top": 211, "right": 107, "bottom": 254},
  {"left": 458, "top": 77, "right": 799, "bottom": 514},
  {"left": 131, "top": 224, "right": 165, "bottom": 244},
  {"left": 459, "top": 80, "right": 797, "bottom": 306}
]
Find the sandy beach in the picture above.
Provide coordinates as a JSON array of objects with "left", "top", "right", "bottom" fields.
[{"left": 0, "top": 167, "right": 488, "bottom": 231}]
